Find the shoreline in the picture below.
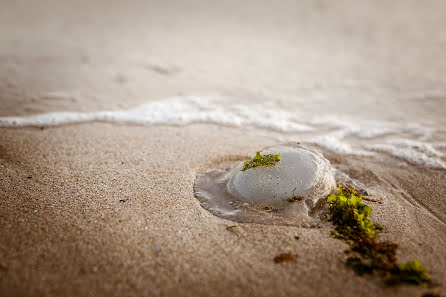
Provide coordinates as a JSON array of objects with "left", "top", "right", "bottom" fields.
[
  {"left": 1, "top": 123, "right": 445, "bottom": 297},
  {"left": 2, "top": 0, "right": 446, "bottom": 295}
]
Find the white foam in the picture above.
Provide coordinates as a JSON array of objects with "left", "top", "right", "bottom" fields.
[
  {"left": 387, "top": 139, "right": 444, "bottom": 158},
  {"left": 0, "top": 96, "right": 444, "bottom": 169},
  {"left": 370, "top": 139, "right": 446, "bottom": 169},
  {"left": 309, "top": 134, "right": 354, "bottom": 155},
  {"left": 0, "top": 96, "right": 313, "bottom": 132},
  {"left": 0, "top": 112, "right": 98, "bottom": 126},
  {"left": 311, "top": 116, "right": 431, "bottom": 139}
]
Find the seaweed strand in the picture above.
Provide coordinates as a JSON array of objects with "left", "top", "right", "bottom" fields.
[{"left": 327, "top": 185, "right": 434, "bottom": 287}]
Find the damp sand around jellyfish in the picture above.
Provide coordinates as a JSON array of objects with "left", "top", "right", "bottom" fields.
[{"left": 194, "top": 143, "right": 339, "bottom": 227}]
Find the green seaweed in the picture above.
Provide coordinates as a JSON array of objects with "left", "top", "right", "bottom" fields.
[
  {"left": 346, "top": 256, "right": 374, "bottom": 275},
  {"left": 241, "top": 152, "right": 281, "bottom": 171},
  {"left": 327, "top": 185, "right": 434, "bottom": 287},
  {"left": 399, "top": 260, "right": 431, "bottom": 286},
  {"left": 327, "top": 185, "right": 378, "bottom": 239}
]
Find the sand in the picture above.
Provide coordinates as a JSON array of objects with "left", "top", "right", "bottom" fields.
[
  {"left": 1, "top": 125, "right": 445, "bottom": 297},
  {"left": 1, "top": 0, "right": 446, "bottom": 296}
]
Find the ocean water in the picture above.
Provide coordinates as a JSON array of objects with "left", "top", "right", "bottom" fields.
[{"left": 1, "top": 96, "right": 445, "bottom": 169}]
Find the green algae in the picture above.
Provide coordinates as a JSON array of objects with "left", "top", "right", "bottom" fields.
[
  {"left": 399, "top": 260, "right": 432, "bottom": 286},
  {"left": 327, "top": 185, "right": 434, "bottom": 287},
  {"left": 241, "top": 151, "right": 281, "bottom": 171},
  {"left": 327, "top": 185, "right": 379, "bottom": 239}
]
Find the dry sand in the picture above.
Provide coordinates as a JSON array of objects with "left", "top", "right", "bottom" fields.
[{"left": 1, "top": 0, "right": 446, "bottom": 296}]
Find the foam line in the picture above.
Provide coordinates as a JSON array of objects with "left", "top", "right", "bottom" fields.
[{"left": 1, "top": 96, "right": 444, "bottom": 168}]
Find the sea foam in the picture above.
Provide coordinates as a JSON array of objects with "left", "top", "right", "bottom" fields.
[
  {"left": 0, "top": 97, "right": 312, "bottom": 132},
  {"left": 1, "top": 96, "right": 444, "bottom": 169}
]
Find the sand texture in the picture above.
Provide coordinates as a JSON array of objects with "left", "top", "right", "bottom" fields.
[
  {"left": 1, "top": 0, "right": 446, "bottom": 296},
  {"left": 1, "top": 125, "right": 445, "bottom": 297}
]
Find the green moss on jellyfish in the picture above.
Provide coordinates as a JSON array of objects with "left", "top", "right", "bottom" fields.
[{"left": 241, "top": 151, "right": 281, "bottom": 171}]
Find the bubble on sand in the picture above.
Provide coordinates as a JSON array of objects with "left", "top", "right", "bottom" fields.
[{"left": 194, "top": 144, "right": 337, "bottom": 226}]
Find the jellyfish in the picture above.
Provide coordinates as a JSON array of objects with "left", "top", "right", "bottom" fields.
[{"left": 194, "top": 143, "right": 337, "bottom": 226}]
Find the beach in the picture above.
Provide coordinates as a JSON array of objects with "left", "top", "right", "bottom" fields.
[{"left": 1, "top": 1, "right": 446, "bottom": 296}]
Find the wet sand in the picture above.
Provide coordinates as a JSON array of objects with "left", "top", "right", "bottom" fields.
[
  {"left": 1, "top": 124, "right": 445, "bottom": 297},
  {"left": 1, "top": 0, "right": 446, "bottom": 296}
]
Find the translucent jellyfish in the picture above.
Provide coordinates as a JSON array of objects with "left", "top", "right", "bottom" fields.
[{"left": 194, "top": 143, "right": 337, "bottom": 226}]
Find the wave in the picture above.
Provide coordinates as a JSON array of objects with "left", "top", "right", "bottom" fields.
[{"left": 1, "top": 96, "right": 444, "bottom": 169}]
